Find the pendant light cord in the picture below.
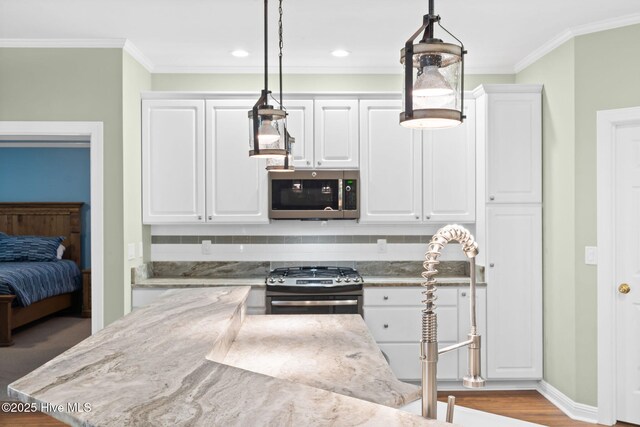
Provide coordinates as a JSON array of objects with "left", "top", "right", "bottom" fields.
[
  {"left": 278, "top": 0, "right": 284, "bottom": 108},
  {"left": 264, "top": 0, "right": 269, "bottom": 94}
]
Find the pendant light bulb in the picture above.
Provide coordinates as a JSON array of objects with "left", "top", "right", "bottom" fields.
[
  {"left": 413, "top": 65, "right": 454, "bottom": 97},
  {"left": 257, "top": 119, "right": 280, "bottom": 144}
]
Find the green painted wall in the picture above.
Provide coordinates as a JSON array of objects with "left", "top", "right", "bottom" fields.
[
  {"left": 516, "top": 23, "right": 640, "bottom": 406},
  {"left": 572, "top": 24, "right": 640, "bottom": 405},
  {"left": 516, "top": 40, "right": 578, "bottom": 401},
  {"left": 0, "top": 48, "right": 126, "bottom": 326},
  {"left": 122, "top": 51, "right": 151, "bottom": 314},
  {"left": 151, "top": 73, "right": 514, "bottom": 92}
]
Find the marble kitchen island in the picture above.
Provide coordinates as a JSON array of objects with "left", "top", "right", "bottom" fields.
[{"left": 8, "top": 287, "right": 450, "bottom": 426}]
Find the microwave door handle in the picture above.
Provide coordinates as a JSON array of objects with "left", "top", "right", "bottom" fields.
[{"left": 338, "top": 179, "right": 343, "bottom": 211}]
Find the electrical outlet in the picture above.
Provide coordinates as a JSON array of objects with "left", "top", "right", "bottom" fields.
[
  {"left": 202, "top": 240, "right": 212, "bottom": 255},
  {"left": 127, "top": 243, "right": 135, "bottom": 260},
  {"left": 585, "top": 246, "right": 598, "bottom": 265},
  {"left": 377, "top": 239, "right": 387, "bottom": 253}
]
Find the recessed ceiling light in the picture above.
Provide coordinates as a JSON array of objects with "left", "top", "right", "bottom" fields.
[
  {"left": 231, "top": 49, "right": 249, "bottom": 58},
  {"left": 331, "top": 49, "right": 350, "bottom": 57}
]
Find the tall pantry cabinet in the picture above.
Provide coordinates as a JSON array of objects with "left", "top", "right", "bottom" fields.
[{"left": 475, "top": 84, "right": 543, "bottom": 380}]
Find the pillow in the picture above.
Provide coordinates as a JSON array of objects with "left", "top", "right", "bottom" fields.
[
  {"left": 0, "top": 235, "right": 65, "bottom": 262},
  {"left": 57, "top": 244, "right": 66, "bottom": 260}
]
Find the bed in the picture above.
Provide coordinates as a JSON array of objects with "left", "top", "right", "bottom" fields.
[{"left": 0, "top": 202, "right": 84, "bottom": 346}]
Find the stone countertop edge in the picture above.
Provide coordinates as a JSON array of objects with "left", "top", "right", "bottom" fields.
[
  {"left": 8, "top": 286, "right": 449, "bottom": 427},
  {"left": 132, "top": 276, "right": 485, "bottom": 288}
]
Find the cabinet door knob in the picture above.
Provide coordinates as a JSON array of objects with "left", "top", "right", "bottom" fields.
[
  {"left": 489, "top": 263, "right": 495, "bottom": 268},
  {"left": 489, "top": 196, "right": 495, "bottom": 201},
  {"left": 383, "top": 323, "right": 389, "bottom": 329},
  {"left": 416, "top": 216, "right": 420, "bottom": 220},
  {"left": 426, "top": 215, "right": 431, "bottom": 220},
  {"left": 383, "top": 296, "right": 389, "bottom": 300},
  {"left": 198, "top": 215, "right": 202, "bottom": 220},
  {"left": 317, "top": 161, "right": 322, "bottom": 166},
  {"left": 208, "top": 216, "right": 212, "bottom": 220},
  {"left": 306, "top": 161, "right": 311, "bottom": 165},
  {"left": 461, "top": 292, "right": 467, "bottom": 297}
]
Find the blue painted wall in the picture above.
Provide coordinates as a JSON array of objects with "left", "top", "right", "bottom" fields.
[{"left": 0, "top": 147, "right": 91, "bottom": 268}]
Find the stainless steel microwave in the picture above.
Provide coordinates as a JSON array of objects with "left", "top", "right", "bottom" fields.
[{"left": 268, "top": 170, "right": 359, "bottom": 220}]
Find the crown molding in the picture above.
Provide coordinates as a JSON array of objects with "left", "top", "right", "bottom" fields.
[
  {"left": 515, "top": 13, "right": 640, "bottom": 73},
  {"left": 0, "top": 38, "right": 127, "bottom": 48},
  {"left": 123, "top": 40, "right": 155, "bottom": 73},
  {"left": 473, "top": 83, "right": 543, "bottom": 97}
]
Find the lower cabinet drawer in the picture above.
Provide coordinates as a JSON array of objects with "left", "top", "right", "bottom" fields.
[
  {"left": 364, "top": 306, "right": 458, "bottom": 342},
  {"left": 378, "top": 342, "right": 458, "bottom": 381}
]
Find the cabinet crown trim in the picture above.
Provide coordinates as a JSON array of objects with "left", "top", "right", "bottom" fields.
[{"left": 473, "top": 84, "right": 543, "bottom": 97}]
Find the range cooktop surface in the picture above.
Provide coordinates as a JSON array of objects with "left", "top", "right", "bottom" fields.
[{"left": 266, "top": 266, "right": 363, "bottom": 290}]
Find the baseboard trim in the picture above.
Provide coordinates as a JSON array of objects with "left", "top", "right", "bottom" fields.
[
  {"left": 437, "top": 380, "right": 540, "bottom": 391},
  {"left": 537, "top": 380, "right": 598, "bottom": 424}
]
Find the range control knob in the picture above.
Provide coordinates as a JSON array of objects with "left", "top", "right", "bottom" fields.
[
  {"left": 335, "top": 277, "right": 342, "bottom": 283},
  {"left": 268, "top": 278, "right": 276, "bottom": 284},
  {"left": 353, "top": 277, "right": 360, "bottom": 283},
  {"left": 344, "top": 278, "right": 351, "bottom": 283},
  {"left": 345, "top": 185, "right": 352, "bottom": 192},
  {"left": 278, "top": 277, "right": 285, "bottom": 283}
]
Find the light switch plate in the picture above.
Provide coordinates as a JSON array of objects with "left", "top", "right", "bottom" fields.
[
  {"left": 127, "top": 243, "right": 135, "bottom": 260},
  {"left": 202, "top": 240, "right": 212, "bottom": 255},
  {"left": 585, "top": 246, "right": 598, "bottom": 265},
  {"left": 377, "top": 239, "right": 387, "bottom": 253}
]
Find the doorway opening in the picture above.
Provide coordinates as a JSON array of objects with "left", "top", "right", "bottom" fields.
[{"left": 0, "top": 122, "right": 104, "bottom": 333}]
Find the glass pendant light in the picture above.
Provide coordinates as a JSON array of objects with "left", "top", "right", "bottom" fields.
[
  {"left": 248, "top": 0, "right": 287, "bottom": 158},
  {"left": 266, "top": 0, "right": 296, "bottom": 172},
  {"left": 400, "top": 0, "right": 466, "bottom": 129}
]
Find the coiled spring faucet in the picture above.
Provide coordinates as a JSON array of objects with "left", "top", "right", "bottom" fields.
[{"left": 421, "top": 224, "right": 486, "bottom": 421}]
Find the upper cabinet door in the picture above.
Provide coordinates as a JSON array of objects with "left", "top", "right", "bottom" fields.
[
  {"left": 423, "top": 100, "right": 476, "bottom": 223},
  {"left": 314, "top": 99, "right": 359, "bottom": 169},
  {"left": 485, "top": 92, "right": 542, "bottom": 204},
  {"left": 359, "top": 100, "right": 422, "bottom": 223},
  {"left": 142, "top": 99, "right": 205, "bottom": 224},
  {"left": 283, "top": 99, "right": 314, "bottom": 169},
  {"left": 205, "top": 100, "right": 268, "bottom": 223}
]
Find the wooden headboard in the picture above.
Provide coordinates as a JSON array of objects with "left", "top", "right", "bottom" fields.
[{"left": 0, "top": 202, "right": 83, "bottom": 267}]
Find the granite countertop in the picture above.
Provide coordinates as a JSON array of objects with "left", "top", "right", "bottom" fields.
[
  {"left": 220, "top": 314, "right": 420, "bottom": 407},
  {"left": 9, "top": 286, "right": 449, "bottom": 426},
  {"left": 133, "top": 276, "right": 483, "bottom": 288}
]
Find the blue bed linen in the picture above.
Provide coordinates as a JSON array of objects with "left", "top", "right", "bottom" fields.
[{"left": 0, "top": 260, "right": 81, "bottom": 307}]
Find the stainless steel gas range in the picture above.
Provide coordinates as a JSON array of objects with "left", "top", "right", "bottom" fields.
[{"left": 265, "top": 266, "right": 364, "bottom": 315}]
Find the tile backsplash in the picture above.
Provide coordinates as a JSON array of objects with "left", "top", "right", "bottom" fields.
[{"left": 151, "top": 235, "right": 434, "bottom": 244}]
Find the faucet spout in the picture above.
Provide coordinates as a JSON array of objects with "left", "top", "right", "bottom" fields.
[{"left": 421, "top": 224, "right": 486, "bottom": 420}]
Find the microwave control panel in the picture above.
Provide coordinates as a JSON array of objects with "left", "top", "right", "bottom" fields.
[{"left": 343, "top": 179, "right": 358, "bottom": 211}]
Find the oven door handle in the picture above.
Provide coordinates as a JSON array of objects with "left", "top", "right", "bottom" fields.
[{"left": 271, "top": 299, "right": 359, "bottom": 307}]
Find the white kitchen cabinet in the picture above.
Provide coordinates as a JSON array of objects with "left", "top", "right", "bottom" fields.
[
  {"left": 485, "top": 205, "right": 542, "bottom": 379},
  {"left": 205, "top": 100, "right": 268, "bottom": 223},
  {"left": 359, "top": 100, "right": 422, "bottom": 223},
  {"left": 313, "top": 99, "right": 359, "bottom": 169},
  {"left": 283, "top": 99, "right": 314, "bottom": 169},
  {"left": 364, "top": 286, "right": 485, "bottom": 382},
  {"left": 476, "top": 86, "right": 542, "bottom": 204},
  {"left": 423, "top": 100, "right": 476, "bottom": 223},
  {"left": 142, "top": 100, "right": 206, "bottom": 224}
]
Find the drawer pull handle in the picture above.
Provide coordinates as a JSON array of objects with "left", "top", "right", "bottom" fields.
[
  {"left": 383, "top": 323, "right": 389, "bottom": 328},
  {"left": 383, "top": 296, "right": 389, "bottom": 300}
]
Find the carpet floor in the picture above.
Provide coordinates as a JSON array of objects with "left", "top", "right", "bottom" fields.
[{"left": 0, "top": 315, "right": 91, "bottom": 400}]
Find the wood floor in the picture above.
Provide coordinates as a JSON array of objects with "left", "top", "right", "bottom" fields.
[
  {"left": 0, "top": 391, "right": 637, "bottom": 426},
  {"left": 437, "top": 391, "right": 637, "bottom": 426}
]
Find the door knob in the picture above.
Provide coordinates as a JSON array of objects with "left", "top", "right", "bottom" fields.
[{"left": 619, "top": 283, "right": 631, "bottom": 294}]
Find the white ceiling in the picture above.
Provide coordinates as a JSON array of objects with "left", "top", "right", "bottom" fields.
[{"left": 1, "top": 0, "right": 639, "bottom": 74}]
